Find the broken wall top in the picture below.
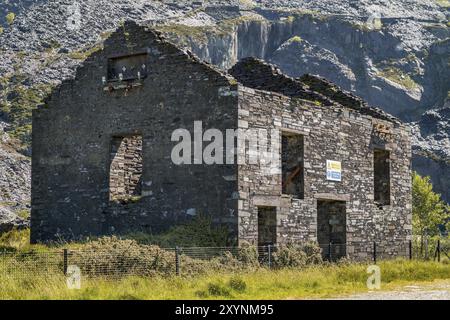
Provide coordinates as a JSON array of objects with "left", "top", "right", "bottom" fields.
[{"left": 228, "top": 57, "right": 401, "bottom": 124}]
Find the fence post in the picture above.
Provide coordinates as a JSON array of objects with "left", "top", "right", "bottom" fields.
[
  {"left": 63, "top": 249, "right": 68, "bottom": 275},
  {"left": 267, "top": 244, "right": 272, "bottom": 269},
  {"left": 409, "top": 240, "right": 412, "bottom": 260},
  {"left": 437, "top": 240, "right": 441, "bottom": 263},
  {"left": 425, "top": 237, "right": 429, "bottom": 260},
  {"left": 175, "top": 246, "right": 180, "bottom": 276},
  {"left": 328, "top": 242, "right": 332, "bottom": 262},
  {"left": 373, "top": 242, "right": 377, "bottom": 264}
]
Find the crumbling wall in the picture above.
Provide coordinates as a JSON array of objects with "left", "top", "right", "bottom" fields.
[
  {"left": 237, "top": 84, "right": 412, "bottom": 259},
  {"left": 31, "top": 22, "right": 239, "bottom": 243},
  {"left": 109, "top": 135, "right": 143, "bottom": 201}
]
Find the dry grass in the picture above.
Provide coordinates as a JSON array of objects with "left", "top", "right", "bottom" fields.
[{"left": 0, "top": 258, "right": 449, "bottom": 300}]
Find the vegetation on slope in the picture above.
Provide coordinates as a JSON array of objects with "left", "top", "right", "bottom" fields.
[{"left": 377, "top": 66, "right": 419, "bottom": 90}]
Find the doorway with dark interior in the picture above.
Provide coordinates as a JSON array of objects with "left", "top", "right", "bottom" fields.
[
  {"left": 257, "top": 206, "right": 277, "bottom": 247},
  {"left": 317, "top": 200, "right": 346, "bottom": 261}
]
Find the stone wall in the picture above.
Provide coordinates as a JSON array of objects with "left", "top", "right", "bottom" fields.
[
  {"left": 31, "top": 22, "right": 239, "bottom": 243},
  {"left": 373, "top": 149, "right": 390, "bottom": 206},
  {"left": 281, "top": 133, "right": 304, "bottom": 199},
  {"left": 31, "top": 22, "right": 412, "bottom": 257},
  {"left": 317, "top": 200, "right": 347, "bottom": 259},
  {"left": 236, "top": 84, "right": 412, "bottom": 259},
  {"left": 109, "top": 135, "right": 143, "bottom": 202}
]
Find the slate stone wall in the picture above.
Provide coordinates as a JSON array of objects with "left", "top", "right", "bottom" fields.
[
  {"left": 109, "top": 135, "right": 143, "bottom": 201},
  {"left": 31, "top": 22, "right": 239, "bottom": 243},
  {"left": 31, "top": 23, "right": 412, "bottom": 258},
  {"left": 236, "top": 86, "right": 412, "bottom": 259}
]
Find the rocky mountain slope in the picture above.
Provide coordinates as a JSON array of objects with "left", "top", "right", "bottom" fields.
[
  {"left": 0, "top": 121, "right": 30, "bottom": 232},
  {"left": 0, "top": 0, "right": 449, "bottom": 226}
]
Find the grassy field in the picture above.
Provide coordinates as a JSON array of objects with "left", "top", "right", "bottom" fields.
[
  {"left": 1, "top": 229, "right": 449, "bottom": 299},
  {"left": 1, "top": 260, "right": 449, "bottom": 300}
]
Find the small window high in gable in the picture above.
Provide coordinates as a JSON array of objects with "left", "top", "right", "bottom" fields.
[{"left": 107, "top": 53, "right": 148, "bottom": 82}]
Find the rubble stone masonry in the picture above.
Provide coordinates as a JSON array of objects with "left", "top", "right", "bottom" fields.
[{"left": 31, "top": 23, "right": 412, "bottom": 259}]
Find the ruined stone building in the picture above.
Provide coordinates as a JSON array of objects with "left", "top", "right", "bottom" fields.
[{"left": 31, "top": 22, "right": 412, "bottom": 259}]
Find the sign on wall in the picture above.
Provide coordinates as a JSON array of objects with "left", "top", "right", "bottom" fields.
[{"left": 326, "top": 160, "right": 342, "bottom": 182}]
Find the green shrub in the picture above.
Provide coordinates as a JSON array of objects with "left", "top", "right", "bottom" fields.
[
  {"left": 71, "top": 236, "right": 175, "bottom": 277},
  {"left": 228, "top": 277, "right": 247, "bottom": 292},
  {"left": 272, "top": 245, "right": 307, "bottom": 268},
  {"left": 126, "top": 216, "right": 230, "bottom": 247},
  {"left": 272, "top": 242, "right": 322, "bottom": 268},
  {"left": 207, "top": 282, "right": 231, "bottom": 297},
  {"left": 289, "top": 35, "right": 303, "bottom": 43},
  {"left": 301, "top": 242, "right": 323, "bottom": 264},
  {"left": 0, "top": 228, "right": 30, "bottom": 251},
  {"left": 6, "top": 13, "right": 15, "bottom": 26},
  {"left": 236, "top": 241, "right": 259, "bottom": 267}
]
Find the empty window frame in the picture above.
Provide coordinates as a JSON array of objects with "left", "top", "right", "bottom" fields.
[
  {"left": 373, "top": 149, "right": 390, "bottom": 205},
  {"left": 107, "top": 53, "right": 148, "bottom": 82},
  {"left": 281, "top": 132, "right": 304, "bottom": 198},
  {"left": 109, "top": 135, "right": 143, "bottom": 201}
]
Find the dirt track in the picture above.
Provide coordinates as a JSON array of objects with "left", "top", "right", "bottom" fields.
[{"left": 336, "top": 281, "right": 450, "bottom": 300}]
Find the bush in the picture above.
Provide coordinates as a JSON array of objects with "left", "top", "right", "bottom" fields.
[
  {"left": 0, "top": 228, "right": 30, "bottom": 251},
  {"left": 70, "top": 237, "right": 175, "bottom": 277},
  {"left": 272, "top": 242, "right": 322, "bottom": 268},
  {"left": 207, "top": 282, "right": 231, "bottom": 297},
  {"left": 228, "top": 277, "right": 247, "bottom": 292},
  {"left": 6, "top": 13, "right": 15, "bottom": 25},
  {"left": 236, "top": 241, "right": 259, "bottom": 268},
  {"left": 126, "top": 216, "right": 230, "bottom": 247}
]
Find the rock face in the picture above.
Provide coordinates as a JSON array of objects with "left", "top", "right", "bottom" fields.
[
  {"left": 0, "top": 0, "right": 449, "bottom": 231},
  {"left": 411, "top": 101, "right": 450, "bottom": 202},
  {"left": 0, "top": 123, "right": 30, "bottom": 234},
  {"left": 0, "top": 207, "right": 29, "bottom": 234}
]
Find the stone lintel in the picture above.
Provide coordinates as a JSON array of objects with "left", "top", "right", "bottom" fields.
[{"left": 314, "top": 193, "right": 350, "bottom": 202}]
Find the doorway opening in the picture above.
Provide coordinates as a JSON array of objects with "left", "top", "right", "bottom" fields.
[
  {"left": 257, "top": 206, "right": 277, "bottom": 247},
  {"left": 317, "top": 200, "right": 346, "bottom": 260}
]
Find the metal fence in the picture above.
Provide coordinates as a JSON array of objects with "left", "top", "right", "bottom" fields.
[{"left": 0, "top": 240, "right": 448, "bottom": 280}]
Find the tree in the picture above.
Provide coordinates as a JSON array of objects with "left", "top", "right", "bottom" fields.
[
  {"left": 6, "top": 12, "right": 15, "bottom": 26},
  {"left": 412, "top": 171, "right": 449, "bottom": 238}
]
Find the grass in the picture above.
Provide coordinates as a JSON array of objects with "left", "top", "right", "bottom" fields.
[
  {"left": 0, "top": 260, "right": 448, "bottom": 300},
  {"left": 1, "top": 229, "right": 448, "bottom": 299},
  {"left": 68, "top": 44, "right": 103, "bottom": 60},
  {"left": 435, "top": 0, "right": 450, "bottom": 8},
  {"left": 288, "top": 36, "right": 303, "bottom": 43},
  {"left": 0, "top": 81, "right": 53, "bottom": 149},
  {"left": 377, "top": 67, "right": 418, "bottom": 90}
]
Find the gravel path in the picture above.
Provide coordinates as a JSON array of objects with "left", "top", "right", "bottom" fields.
[{"left": 337, "top": 281, "right": 450, "bottom": 300}]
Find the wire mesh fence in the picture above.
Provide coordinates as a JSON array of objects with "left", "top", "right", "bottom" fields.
[{"left": 0, "top": 239, "right": 447, "bottom": 280}]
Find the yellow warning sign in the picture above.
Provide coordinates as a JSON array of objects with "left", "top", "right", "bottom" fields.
[{"left": 326, "top": 160, "right": 342, "bottom": 181}]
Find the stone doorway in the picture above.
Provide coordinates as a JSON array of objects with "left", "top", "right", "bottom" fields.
[
  {"left": 317, "top": 200, "right": 346, "bottom": 260},
  {"left": 257, "top": 206, "right": 277, "bottom": 247}
]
